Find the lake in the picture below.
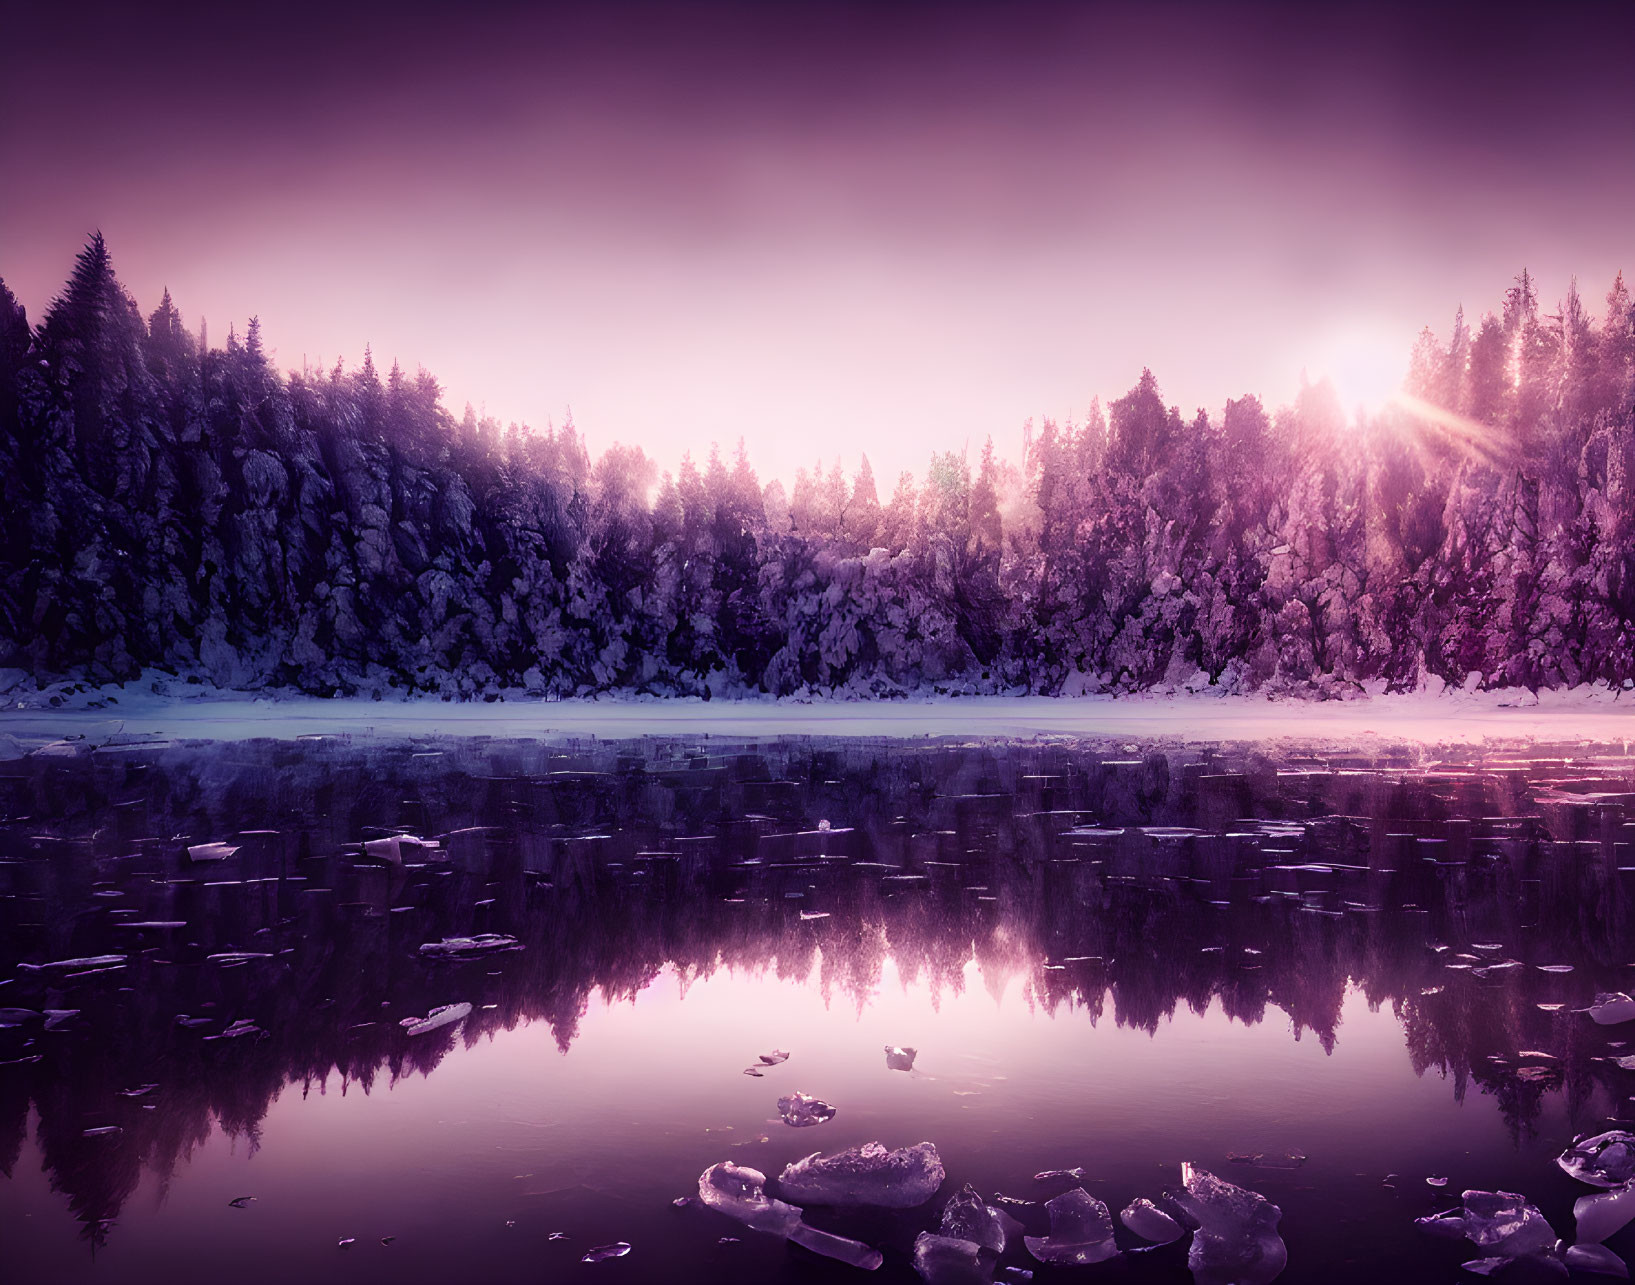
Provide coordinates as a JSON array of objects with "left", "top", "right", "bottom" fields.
[{"left": 4, "top": 730, "right": 1635, "bottom": 1283}]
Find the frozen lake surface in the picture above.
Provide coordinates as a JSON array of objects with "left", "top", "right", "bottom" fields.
[{"left": 6, "top": 727, "right": 1635, "bottom": 1282}]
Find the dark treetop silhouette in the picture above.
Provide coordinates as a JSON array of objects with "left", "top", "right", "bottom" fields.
[{"left": 2, "top": 238, "right": 1634, "bottom": 699}]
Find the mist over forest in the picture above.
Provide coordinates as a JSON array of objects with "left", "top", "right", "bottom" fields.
[{"left": 3, "top": 236, "right": 1633, "bottom": 701}]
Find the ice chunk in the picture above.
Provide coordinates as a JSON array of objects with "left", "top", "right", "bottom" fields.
[
  {"left": 1414, "top": 1190, "right": 1558, "bottom": 1272},
  {"left": 18, "top": 954, "right": 126, "bottom": 972},
  {"left": 400, "top": 1002, "right": 472, "bottom": 1036},
  {"left": 760, "top": 1050, "right": 790, "bottom": 1065},
  {"left": 1121, "top": 1197, "right": 1183, "bottom": 1244},
  {"left": 581, "top": 1243, "right": 631, "bottom": 1262},
  {"left": 1226, "top": 1151, "right": 1307, "bottom": 1170},
  {"left": 1023, "top": 1188, "right": 1118, "bottom": 1265},
  {"left": 207, "top": 952, "right": 274, "bottom": 963},
  {"left": 338, "top": 1237, "right": 355, "bottom": 1247},
  {"left": 697, "top": 1161, "right": 883, "bottom": 1269},
  {"left": 82, "top": 1126, "right": 122, "bottom": 1137},
  {"left": 777, "top": 1091, "right": 836, "bottom": 1127},
  {"left": 1458, "top": 1249, "right": 1569, "bottom": 1268},
  {"left": 778, "top": 1141, "right": 945, "bottom": 1209},
  {"left": 743, "top": 1067, "right": 764, "bottom": 1077},
  {"left": 186, "top": 842, "right": 239, "bottom": 862},
  {"left": 886, "top": 1045, "right": 918, "bottom": 1071},
  {"left": 0, "top": 1008, "right": 38, "bottom": 1028},
  {"left": 362, "top": 833, "right": 440, "bottom": 864},
  {"left": 1033, "top": 1167, "right": 1090, "bottom": 1184},
  {"left": 1414, "top": 1211, "right": 1470, "bottom": 1241},
  {"left": 699, "top": 1161, "right": 802, "bottom": 1236},
  {"left": 1588, "top": 994, "right": 1635, "bottom": 1025},
  {"left": 229, "top": 1196, "right": 256, "bottom": 1208},
  {"left": 1169, "top": 1163, "right": 1287, "bottom": 1285},
  {"left": 913, "top": 1232, "right": 992, "bottom": 1285},
  {"left": 1567, "top": 1244, "right": 1630, "bottom": 1278},
  {"left": 1560, "top": 1133, "right": 1635, "bottom": 1188},
  {"left": 788, "top": 1223, "right": 885, "bottom": 1270},
  {"left": 418, "top": 934, "right": 521, "bottom": 959},
  {"left": 1577, "top": 1180, "right": 1635, "bottom": 1243},
  {"left": 940, "top": 1184, "right": 1019, "bottom": 1254},
  {"left": 203, "top": 1018, "right": 262, "bottom": 1041}
]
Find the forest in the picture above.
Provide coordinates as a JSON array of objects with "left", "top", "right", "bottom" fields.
[{"left": 2, "top": 235, "right": 1633, "bottom": 700}]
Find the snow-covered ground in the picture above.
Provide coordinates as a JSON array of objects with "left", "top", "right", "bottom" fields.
[{"left": 3, "top": 678, "right": 1635, "bottom": 748}]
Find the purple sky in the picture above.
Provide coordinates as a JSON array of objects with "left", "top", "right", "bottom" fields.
[{"left": 4, "top": 2, "right": 1633, "bottom": 484}]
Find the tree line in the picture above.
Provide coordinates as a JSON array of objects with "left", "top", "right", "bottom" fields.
[{"left": 1, "top": 235, "right": 1632, "bottom": 698}]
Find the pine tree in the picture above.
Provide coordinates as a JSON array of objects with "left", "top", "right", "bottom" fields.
[
  {"left": 849, "top": 455, "right": 882, "bottom": 549},
  {"left": 1105, "top": 368, "right": 1175, "bottom": 478},
  {"left": 1555, "top": 278, "right": 1598, "bottom": 431},
  {"left": 144, "top": 287, "right": 194, "bottom": 381},
  {"left": 1600, "top": 272, "right": 1635, "bottom": 412},
  {"left": 1464, "top": 313, "right": 1509, "bottom": 423},
  {"left": 39, "top": 232, "right": 159, "bottom": 490},
  {"left": 0, "top": 279, "right": 27, "bottom": 436}
]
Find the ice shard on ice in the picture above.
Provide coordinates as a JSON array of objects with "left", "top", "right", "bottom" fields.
[
  {"left": 1415, "top": 1189, "right": 1564, "bottom": 1278},
  {"left": 1121, "top": 1197, "right": 1183, "bottom": 1244},
  {"left": 1560, "top": 1132, "right": 1635, "bottom": 1188},
  {"left": 417, "top": 934, "right": 521, "bottom": 959},
  {"left": 1576, "top": 1180, "right": 1635, "bottom": 1243},
  {"left": 697, "top": 1161, "right": 882, "bottom": 1270},
  {"left": 1586, "top": 994, "right": 1635, "bottom": 1025},
  {"left": 17, "top": 954, "right": 126, "bottom": 972},
  {"left": 362, "top": 834, "right": 440, "bottom": 865},
  {"left": 698, "top": 1160, "right": 802, "bottom": 1236},
  {"left": 776, "top": 1091, "right": 836, "bottom": 1127},
  {"left": 777, "top": 1141, "right": 945, "bottom": 1209},
  {"left": 886, "top": 1045, "right": 918, "bottom": 1071},
  {"left": 399, "top": 1002, "right": 472, "bottom": 1036},
  {"left": 913, "top": 1232, "right": 993, "bottom": 1285},
  {"left": 1022, "top": 1188, "right": 1119, "bottom": 1265},
  {"left": 939, "top": 1184, "right": 1018, "bottom": 1254},
  {"left": 1169, "top": 1163, "right": 1287, "bottom": 1285},
  {"left": 1566, "top": 1244, "right": 1630, "bottom": 1278}
]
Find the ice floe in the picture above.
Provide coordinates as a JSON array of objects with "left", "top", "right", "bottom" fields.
[{"left": 777, "top": 1141, "right": 945, "bottom": 1209}]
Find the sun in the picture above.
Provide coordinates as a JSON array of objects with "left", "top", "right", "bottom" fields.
[{"left": 1309, "top": 325, "right": 1408, "bottom": 419}]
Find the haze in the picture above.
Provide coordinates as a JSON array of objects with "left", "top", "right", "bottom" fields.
[{"left": 3, "top": 1, "right": 1632, "bottom": 484}]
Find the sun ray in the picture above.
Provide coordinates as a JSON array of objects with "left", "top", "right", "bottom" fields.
[{"left": 1389, "top": 390, "right": 1517, "bottom": 467}]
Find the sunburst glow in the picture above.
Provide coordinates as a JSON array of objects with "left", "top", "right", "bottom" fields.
[{"left": 1311, "top": 326, "right": 1409, "bottom": 419}]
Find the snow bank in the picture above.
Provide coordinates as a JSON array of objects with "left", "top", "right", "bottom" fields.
[{"left": 2, "top": 674, "right": 1633, "bottom": 747}]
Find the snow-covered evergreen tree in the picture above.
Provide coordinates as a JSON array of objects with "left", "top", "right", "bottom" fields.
[{"left": 4, "top": 236, "right": 1634, "bottom": 699}]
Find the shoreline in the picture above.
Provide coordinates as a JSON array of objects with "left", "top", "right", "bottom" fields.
[{"left": 3, "top": 683, "right": 1635, "bottom": 747}]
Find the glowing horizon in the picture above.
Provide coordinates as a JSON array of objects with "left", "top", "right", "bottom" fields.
[{"left": 3, "top": 2, "right": 1632, "bottom": 486}]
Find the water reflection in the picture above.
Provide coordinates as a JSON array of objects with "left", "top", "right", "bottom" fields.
[{"left": 4, "top": 733, "right": 1635, "bottom": 1252}]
